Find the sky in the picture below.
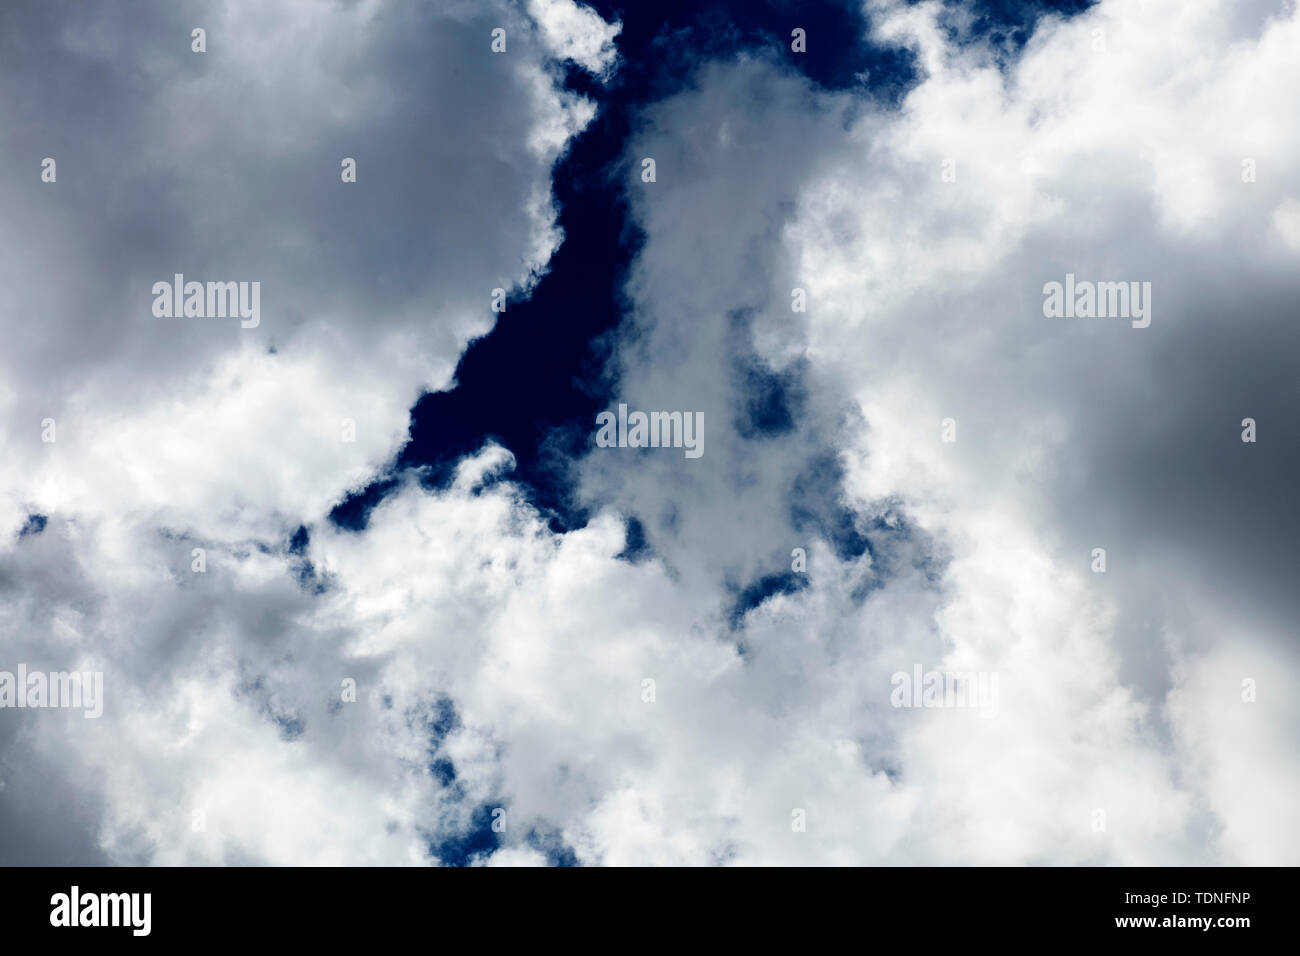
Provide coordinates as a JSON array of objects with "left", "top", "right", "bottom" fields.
[{"left": 0, "top": 0, "right": 1297, "bottom": 866}]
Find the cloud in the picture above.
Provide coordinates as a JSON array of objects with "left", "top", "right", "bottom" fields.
[
  {"left": 0, "top": 0, "right": 602, "bottom": 539},
  {"left": 528, "top": 0, "right": 622, "bottom": 77},
  {"left": 0, "top": 0, "right": 613, "bottom": 864}
]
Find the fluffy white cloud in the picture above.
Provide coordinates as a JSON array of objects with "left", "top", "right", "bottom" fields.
[
  {"left": 792, "top": 0, "right": 1300, "bottom": 862},
  {"left": 528, "top": 0, "right": 622, "bottom": 77}
]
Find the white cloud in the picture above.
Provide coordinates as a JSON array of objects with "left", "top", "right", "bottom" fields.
[{"left": 527, "top": 0, "right": 622, "bottom": 78}]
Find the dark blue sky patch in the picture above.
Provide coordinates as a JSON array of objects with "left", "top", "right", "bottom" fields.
[
  {"left": 17, "top": 514, "right": 47, "bottom": 538},
  {"left": 526, "top": 824, "right": 581, "bottom": 867},
  {"left": 593, "top": 0, "right": 918, "bottom": 100},
  {"left": 733, "top": 355, "right": 806, "bottom": 439},
  {"left": 615, "top": 515, "right": 651, "bottom": 563},
  {"left": 728, "top": 569, "right": 809, "bottom": 629},
  {"left": 330, "top": 475, "right": 400, "bottom": 532},
  {"left": 422, "top": 697, "right": 464, "bottom": 796},
  {"left": 292, "top": 562, "right": 329, "bottom": 595},
  {"left": 416, "top": 695, "right": 460, "bottom": 750},
  {"left": 285, "top": 524, "right": 330, "bottom": 594},
  {"left": 919, "top": 0, "right": 1096, "bottom": 57},
  {"left": 394, "top": 93, "right": 633, "bottom": 532},
  {"left": 429, "top": 803, "right": 504, "bottom": 866},
  {"left": 789, "top": 452, "right": 872, "bottom": 561},
  {"left": 429, "top": 756, "right": 457, "bottom": 788}
]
